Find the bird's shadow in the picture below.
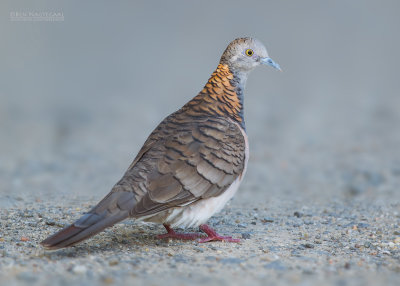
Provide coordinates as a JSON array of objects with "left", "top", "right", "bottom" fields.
[{"left": 41, "top": 223, "right": 198, "bottom": 258}]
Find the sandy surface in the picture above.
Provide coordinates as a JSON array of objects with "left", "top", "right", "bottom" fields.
[{"left": 1, "top": 196, "right": 400, "bottom": 286}]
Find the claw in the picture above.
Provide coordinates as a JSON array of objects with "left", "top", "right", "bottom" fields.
[
  {"left": 198, "top": 236, "right": 240, "bottom": 243},
  {"left": 198, "top": 224, "right": 240, "bottom": 243},
  {"left": 157, "top": 224, "right": 203, "bottom": 240}
]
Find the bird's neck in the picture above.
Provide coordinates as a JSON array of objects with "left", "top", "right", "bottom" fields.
[{"left": 184, "top": 64, "right": 248, "bottom": 129}]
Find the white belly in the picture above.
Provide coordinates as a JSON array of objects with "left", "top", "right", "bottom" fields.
[
  {"left": 142, "top": 123, "right": 249, "bottom": 228},
  {"left": 165, "top": 175, "right": 244, "bottom": 228}
]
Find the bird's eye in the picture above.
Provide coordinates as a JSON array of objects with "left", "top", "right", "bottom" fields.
[{"left": 245, "top": 49, "right": 254, "bottom": 57}]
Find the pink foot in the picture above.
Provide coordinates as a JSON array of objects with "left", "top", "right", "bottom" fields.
[
  {"left": 198, "top": 224, "right": 240, "bottom": 243},
  {"left": 157, "top": 224, "right": 203, "bottom": 240}
]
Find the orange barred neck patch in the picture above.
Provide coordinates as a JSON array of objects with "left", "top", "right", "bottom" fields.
[{"left": 184, "top": 64, "right": 245, "bottom": 126}]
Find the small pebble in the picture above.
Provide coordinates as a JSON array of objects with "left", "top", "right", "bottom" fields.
[
  {"left": 293, "top": 222, "right": 303, "bottom": 227},
  {"left": 71, "top": 265, "right": 87, "bottom": 275},
  {"left": 241, "top": 233, "right": 251, "bottom": 239},
  {"left": 294, "top": 211, "right": 303, "bottom": 218},
  {"left": 357, "top": 223, "right": 369, "bottom": 228}
]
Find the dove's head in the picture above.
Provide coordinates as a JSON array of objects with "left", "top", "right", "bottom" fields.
[{"left": 220, "top": 37, "right": 281, "bottom": 73}]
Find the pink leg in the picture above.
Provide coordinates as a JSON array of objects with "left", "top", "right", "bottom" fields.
[
  {"left": 198, "top": 224, "right": 240, "bottom": 243},
  {"left": 157, "top": 224, "right": 203, "bottom": 240}
]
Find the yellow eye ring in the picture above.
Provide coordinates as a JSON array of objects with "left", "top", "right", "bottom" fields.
[{"left": 245, "top": 49, "right": 254, "bottom": 57}]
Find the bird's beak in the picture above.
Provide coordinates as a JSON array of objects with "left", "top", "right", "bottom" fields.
[{"left": 261, "top": 57, "right": 282, "bottom": 71}]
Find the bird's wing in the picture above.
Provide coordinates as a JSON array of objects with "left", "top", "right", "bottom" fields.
[
  {"left": 41, "top": 113, "right": 245, "bottom": 249},
  {"left": 110, "top": 113, "right": 247, "bottom": 217}
]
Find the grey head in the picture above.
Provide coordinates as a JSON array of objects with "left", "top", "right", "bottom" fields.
[{"left": 220, "top": 37, "right": 281, "bottom": 73}]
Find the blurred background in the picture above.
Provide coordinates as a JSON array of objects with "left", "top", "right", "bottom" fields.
[{"left": 1, "top": 0, "right": 400, "bottom": 207}]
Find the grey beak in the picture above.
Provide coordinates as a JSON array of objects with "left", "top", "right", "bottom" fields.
[{"left": 261, "top": 57, "right": 281, "bottom": 71}]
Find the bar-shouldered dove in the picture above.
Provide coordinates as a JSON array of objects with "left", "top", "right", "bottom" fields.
[{"left": 41, "top": 37, "right": 281, "bottom": 249}]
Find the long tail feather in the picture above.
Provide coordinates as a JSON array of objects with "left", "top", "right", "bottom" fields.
[{"left": 41, "top": 190, "right": 135, "bottom": 249}]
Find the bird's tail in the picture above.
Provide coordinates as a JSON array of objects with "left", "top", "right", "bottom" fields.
[{"left": 41, "top": 190, "right": 136, "bottom": 250}]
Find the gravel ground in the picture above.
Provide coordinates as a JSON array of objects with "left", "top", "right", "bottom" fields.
[{"left": 1, "top": 195, "right": 400, "bottom": 286}]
